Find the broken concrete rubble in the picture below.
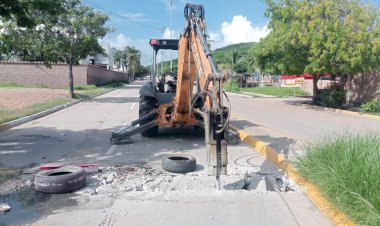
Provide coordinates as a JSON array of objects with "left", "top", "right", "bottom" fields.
[
  {"left": 72, "top": 164, "right": 299, "bottom": 199},
  {"left": 0, "top": 203, "right": 11, "bottom": 213}
]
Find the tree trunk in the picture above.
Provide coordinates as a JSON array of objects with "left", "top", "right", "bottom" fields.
[
  {"left": 127, "top": 67, "right": 131, "bottom": 83},
  {"left": 312, "top": 74, "right": 319, "bottom": 104},
  {"left": 68, "top": 62, "right": 74, "bottom": 98}
]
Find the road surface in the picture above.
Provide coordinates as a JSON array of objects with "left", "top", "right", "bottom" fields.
[
  {"left": 0, "top": 79, "right": 330, "bottom": 226},
  {"left": 229, "top": 93, "right": 380, "bottom": 142}
]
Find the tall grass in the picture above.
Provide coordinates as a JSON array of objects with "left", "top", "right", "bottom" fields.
[{"left": 296, "top": 133, "right": 380, "bottom": 225}]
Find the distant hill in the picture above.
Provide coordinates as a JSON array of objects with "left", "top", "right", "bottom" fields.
[
  {"left": 212, "top": 42, "right": 254, "bottom": 72},
  {"left": 212, "top": 42, "right": 253, "bottom": 61},
  {"left": 151, "top": 42, "right": 254, "bottom": 73}
]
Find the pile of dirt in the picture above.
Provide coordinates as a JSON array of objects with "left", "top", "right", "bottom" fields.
[{"left": 0, "top": 88, "right": 68, "bottom": 110}]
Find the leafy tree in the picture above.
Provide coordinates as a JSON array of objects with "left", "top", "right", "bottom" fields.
[
  {"left": 233, "top": 60, "right": 248, "bottom": 74},
  {"left": 0, "top": 0, "right": 64, "bottom": 27},
  {"left": 136, "top": 64, "right": 149, "bottom": 77},
  {"left": 1, "top": 0, "right": 111, "bottom": 98},
  {"left": 255, "top": 0, "right": 380, "bottom": 104}
]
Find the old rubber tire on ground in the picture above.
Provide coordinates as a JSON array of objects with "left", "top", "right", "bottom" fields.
[
  {"left": 161, "top": 155, "right": 196, "bottom": 173},
  {"left": 139, "top": 95, "right": 158, "bottom": 137},
  {"left": 34, "top": 165, "right": 86, "bottom": 194}
]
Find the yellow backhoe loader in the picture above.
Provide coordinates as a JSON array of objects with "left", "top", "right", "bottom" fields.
[{"left": 111, "top": 3, "right": 235, "bottom": 188}]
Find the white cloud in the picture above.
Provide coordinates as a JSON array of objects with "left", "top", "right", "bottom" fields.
[
  {"left": 112, "top": 12, "right": 153, "bottom": 23},
  {"left": 118, "top": 12, "right": 147, "bottom": 22},
  {"left": 209, "top": 15, "right": 269, "bottom": 49},
  {"left": 162, "top": 27, "right": 178, "bottom": 39},
  {"left": 221, "top": 15, "right": 269, "bottom": 44},
  {"left": 208, "top": 31, "right": 223, "bottom": 50}
]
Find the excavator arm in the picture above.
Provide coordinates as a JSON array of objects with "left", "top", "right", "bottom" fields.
[{"left": 174, "top": 3, "right": 230, "bottom": 188}]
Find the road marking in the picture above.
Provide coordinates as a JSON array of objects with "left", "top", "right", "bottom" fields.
[
  {"left": 131, "top": 103, "right": 135, "bottom": 110},
  {"left": 105, "top": 145, "right": 117, "bottom": 155}
]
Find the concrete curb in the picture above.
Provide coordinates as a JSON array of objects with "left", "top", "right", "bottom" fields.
[
  {"left": 0, "top": 87, "right": 117, "bottom": 132},
  {"left": 240, "top": 91, "right": 277, "bottom": 98},
  {"left": 230, "top": 123, "right": 356, "bottom": 226},
  {"left": 226, "top": 91, "right": 277, "bottom": 98},
  {"left": 225, "top": 92, "right": 252, "bottom": 98}
]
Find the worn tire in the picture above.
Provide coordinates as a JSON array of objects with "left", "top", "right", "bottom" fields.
[
  {"left": 139, "top": 96, "right": 158, "bottom": 137},
  {"left": 34, "top": 165, "right": 86, "bottom": 194},
  {"left": 161, "top": 155, "right": 196, "bottom": 173}
]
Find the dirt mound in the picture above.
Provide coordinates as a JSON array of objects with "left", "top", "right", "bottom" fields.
[{"left": 0, "top": 88, "right": 68, "bottom": 110}]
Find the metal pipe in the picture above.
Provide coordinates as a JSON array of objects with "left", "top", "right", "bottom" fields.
[
  {"left": 153, "top": 49, "right": 157, "bottom": 87},
  {"left": 194, "top": 23, "right": 217, "bottom": 74}
]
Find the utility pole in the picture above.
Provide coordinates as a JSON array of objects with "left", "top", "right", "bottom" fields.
[{"left": 169, "top": 0, "right": 173, "bottom": 72}]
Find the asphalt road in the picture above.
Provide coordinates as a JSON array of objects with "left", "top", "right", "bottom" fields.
[
  {"left": 229, "top": 93, "right": 380, "bottom": 141},
  {"left": 0, "top": 79, "right": 330, "bottom": 226}
]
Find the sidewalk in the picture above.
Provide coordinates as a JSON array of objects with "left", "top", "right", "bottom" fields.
[
  {"left": 229, "top": 117, "right": 355, "bottom": 226},
  {"left": 230, "top": 116, "right": 303, "bottom": 163}
]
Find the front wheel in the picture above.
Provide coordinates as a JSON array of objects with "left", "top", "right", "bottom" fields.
[{"left": 139, "top": 96, "right": 158, "bottom": 137}]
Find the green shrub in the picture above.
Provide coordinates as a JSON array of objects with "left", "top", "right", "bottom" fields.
[
  {"left": 361, "top": 98, "right": 380, "bottom": 113},
  {"left": 74, "top": 84, "right": 97, "bottom": 90},
  {"left": 320, "top": 83, "right": 345, "bottom": 108},
  {"left": 224, "top": 78, "right": 240, "bottom": 93}
]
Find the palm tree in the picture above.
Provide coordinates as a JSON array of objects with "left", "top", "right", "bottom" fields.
[
  {"left": 124, "top": 46, "right": 141, "bottom": 81},
  {"left": 112, "top": 48, "right": 124, "bottom": 71}
]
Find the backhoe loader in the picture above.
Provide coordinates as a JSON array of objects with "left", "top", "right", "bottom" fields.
[{"left": 111, "top": 3, "right": 231, "bottom": 189}]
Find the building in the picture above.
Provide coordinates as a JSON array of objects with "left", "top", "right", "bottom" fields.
[{"left": 81, "top": 42, "right": 113, "bottom": 70}]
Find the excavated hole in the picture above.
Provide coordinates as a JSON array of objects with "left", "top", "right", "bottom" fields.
[
  {"left": 227, "top": 173, "right": 296, "bottom": 192},
  {"left": 48, "top": 172, "right": 72, "bottom": 176}
]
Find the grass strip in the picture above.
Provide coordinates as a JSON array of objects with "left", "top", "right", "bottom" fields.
[
  {"left": 0, "top": 98, "right": 72, "bottom": 124},
  {"left": 241, "top": 87, "right": 310, "bottom": 97},
  {"left": 0, "top": 81, "right": 126, "bottom": 124},
  {"left": 73, "top": 81, "right": 124, "bottom": 99},
  {"left": 296, "top": 133, "right": 380, "bottom": 226},
  {"left": 0, "top": 83, "right": 49, "bottom": 89}
]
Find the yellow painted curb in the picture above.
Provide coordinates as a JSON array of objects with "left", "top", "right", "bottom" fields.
[{"left": 230, "top": 124, "right": 356, "bottom": 226}]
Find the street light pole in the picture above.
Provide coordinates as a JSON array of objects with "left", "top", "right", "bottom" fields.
[
  {"left": 157, "top": 26, "right": 166, "bottom": 75},
  {"left": 169, "top": 0, "right": 173, "bottom": 72}
]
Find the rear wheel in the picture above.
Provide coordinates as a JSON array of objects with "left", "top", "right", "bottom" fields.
[{"left": 139, "top": 96, "right": 158, "bottom": 137}]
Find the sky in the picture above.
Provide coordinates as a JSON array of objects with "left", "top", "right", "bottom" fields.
[{"left": 82, "top": 0, "right": 380, "bottom": 65}]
